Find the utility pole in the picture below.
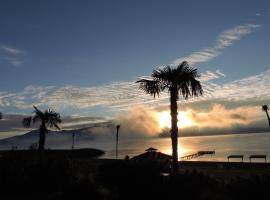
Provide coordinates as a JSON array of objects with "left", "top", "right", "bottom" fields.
[
  {"left": 72, "top": 132, "right": 75, "bottom": 150},
  {"left": 116, "top": 125, "right": 120, "bottom": 159}
]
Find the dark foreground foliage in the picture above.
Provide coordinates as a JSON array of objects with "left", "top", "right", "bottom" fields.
[{"left": 0, "top": 155, "right": 270, "bottom": 200}]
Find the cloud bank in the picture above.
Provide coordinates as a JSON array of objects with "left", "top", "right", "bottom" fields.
[
  {"left": 186, "top": 104, "right": 262, "bottom": 128},
  {"left": 0, "top": 102, "right": 267, "bottom": 141}
]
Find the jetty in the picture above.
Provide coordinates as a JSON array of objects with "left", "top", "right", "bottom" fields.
[{"left": 180, "top": 151, "right": 215, "bottom": 161}]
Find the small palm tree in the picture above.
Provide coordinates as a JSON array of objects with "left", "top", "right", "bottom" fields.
[
  {"left": 137, "top": 61, "right": 203, "bottom": 174},
  {"left": 22, "top": 105, "right": 61, "bottom": 151},
  {"left": 262, "top": 105, "right": 270, "bottom": 127}
]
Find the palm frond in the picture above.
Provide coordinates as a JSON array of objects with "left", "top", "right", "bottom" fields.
[
  {"left": 136, "top": 79, "right": 164, "bottom": 98},
  {"left": 179, "top": 83, "right": 190, "bottom": 100},
  {"left": 176, "top": 62, "right": 200, "bottom": 81},
  {"left": 33, "top": 105, "right": 42, "bottom": 114},
  {"left": 22, "top": 117, "right": 32, "bottom": 128},
  {"left": 45, "top": 109, "right": 61, "bottom": 130},
  {"left": 191, "top": 79, "right": 203, "bottom": 96},
  {"left": 152, "top": 66, "right": 174, "bottom": 86},
  {"left": 32, "top": 105, "right": 44, "bottom": 122},
  {"left": 33, "top": 114, "right": 42, "bottom": 124},
  {"left": 174, "top": 61, "right": 203, "bottom": 99},
  {"left": 137, "top": 61, "right": 203, "bottom": 100},
  {"left": 175, "top": 61, "right": 188, "bottom": 73},
  {"left": 262, "top": 105, "right": 269, "bottom": 111}
]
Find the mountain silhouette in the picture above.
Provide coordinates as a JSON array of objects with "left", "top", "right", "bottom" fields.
[{"left": 0, "top": 122, "right": 113, "bottom": 150}]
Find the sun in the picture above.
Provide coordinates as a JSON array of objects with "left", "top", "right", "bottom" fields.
[{"left": 158, "top": 111, "right": 193, "bottom": 129}]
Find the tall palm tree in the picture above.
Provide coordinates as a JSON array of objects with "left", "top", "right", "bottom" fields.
[
  {"left": 262, "top": 105, "right": 270, "bottom": 127},
  {"left": 22, "top": 105, "right": 61, "bottom": 151},
  {"left": 136, "top": 61, "right": 203, "bottom": 174}
]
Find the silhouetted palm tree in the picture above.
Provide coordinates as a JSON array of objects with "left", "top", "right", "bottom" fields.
[
  {"left": 22, "top": 105, "right": 61, "bottom": 151},
  {"left": 262, "top": 105, "right": 270, "bottom": 127},
  {"left": 136, "top": 61, "right": 203, "bottom": 174}
]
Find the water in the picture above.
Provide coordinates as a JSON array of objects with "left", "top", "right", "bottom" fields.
[
  {"left": 95, "top": 132, "right": 270, "bottom": 162},
  {"left": 2, "top": 131, "right": 270, "bottom": 162}
]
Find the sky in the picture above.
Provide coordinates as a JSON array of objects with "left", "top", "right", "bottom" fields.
[{"left": 0, "top": 0, "right": 270, "bottom": 138}]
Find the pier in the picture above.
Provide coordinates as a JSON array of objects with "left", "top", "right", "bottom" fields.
[{"left": 180, "top": 151, "right": 215, "bottom": 161}]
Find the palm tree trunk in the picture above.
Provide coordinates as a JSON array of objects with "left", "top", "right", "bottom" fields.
[
  {"left": 266, "top": 111, "right": 270, "bottom": 127},
  {"left": 170, "top": 87, "right": 179, "bottom": 174},
  {"left": 38, "top": 122, "right": 46, "bottom": 151}
]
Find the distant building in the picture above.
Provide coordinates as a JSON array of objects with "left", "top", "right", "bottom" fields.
[
  {"left": 145, "top": 147, "right": 158, "bottom": 152},
  {"left": 131, "top": 147, "right": 172, "bottom": 162}
]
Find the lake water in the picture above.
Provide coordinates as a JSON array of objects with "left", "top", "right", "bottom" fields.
[
  {"left": 2, "top": 131, "right": 270, "bottom": 162},
  {"left": 89, "top": 132, "right": 270, "bottom": 162}
]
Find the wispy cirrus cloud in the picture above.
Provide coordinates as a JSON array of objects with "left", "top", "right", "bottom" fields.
[
  {"left": 172, "top": 24, "right": 260, "bottom": 65},
  {"left": 1, "top": 45, "right": 25, "bottom": 55},
  {"left": 205, "top": 69, "right": 270, "bottom": 101},
  {"left": 0, "top": 23, "right": 263, "bottom": 114},
  {"left": 0, "top": 45, "right": 26, "bottom": 66},
  {"left": 200, "top": 70, "right": 226, "bottom": 82},
  {"left": 0, "top": 68, "right": 269, "bottom": 113},
  {"left": 0, "top": 83, "right": 166, "bottom": 111}
]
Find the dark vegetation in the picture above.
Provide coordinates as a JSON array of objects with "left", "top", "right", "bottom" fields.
[
  {"left": 0, "top": 148, "right": 104, "bottom": 159},
  {"left": 1, "top": 152, "right": 270, "bottom": 200}
]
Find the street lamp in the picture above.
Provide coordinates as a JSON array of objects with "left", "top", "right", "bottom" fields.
[
  {"left": 72, "top": 132, "right": 75, "bottom": 150},
  {"left": 116, "top": 125, "right": 120, "bottom": 159}
]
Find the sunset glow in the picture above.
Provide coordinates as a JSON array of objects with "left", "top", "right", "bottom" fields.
[{"left": 158, "top": 111, "right": 194, "bottom": 129}]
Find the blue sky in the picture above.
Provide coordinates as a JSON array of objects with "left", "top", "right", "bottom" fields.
[{"left": 0, "top": 0, "right": 270, "bottom": 119}]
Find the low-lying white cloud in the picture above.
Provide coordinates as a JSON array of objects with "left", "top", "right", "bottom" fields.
[{"left": 187, "top": 104, "right": 262, "bottom": 128}]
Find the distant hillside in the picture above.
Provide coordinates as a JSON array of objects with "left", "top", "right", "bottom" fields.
[{"left": 0, "top": 122, "right": 113, "bottom": 150}]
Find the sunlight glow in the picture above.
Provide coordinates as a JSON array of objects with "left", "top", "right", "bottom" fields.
[
  {"left": 158, "top": 111, "right": 194, "bottom": 129},
  {"left": 159, "top": 140, "right": 193, "bottom": 159}
]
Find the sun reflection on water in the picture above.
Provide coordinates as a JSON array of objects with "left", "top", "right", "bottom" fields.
[
  {"left": 99, "top": 132, "right": 270, "bottom": 163},
  {"left": 158, "top": 141, "right": 194, "bottom": 159}
]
